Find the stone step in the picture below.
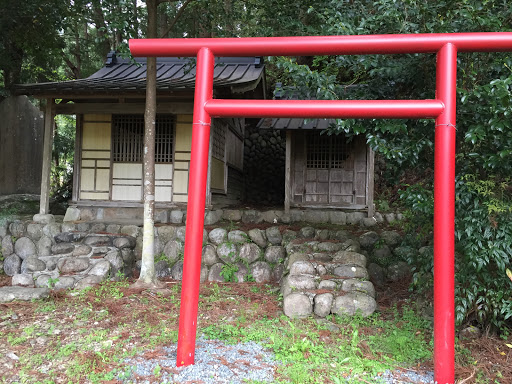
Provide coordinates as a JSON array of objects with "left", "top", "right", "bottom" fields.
[
  {"left": 0, "top": 286, "right": 50, "bottom": 303},
  {"left": 282, "top": 242, "right": 376, "bottom": 319},
  {"left": 286, "top": 239, "right": 362, "bottom": 255}
]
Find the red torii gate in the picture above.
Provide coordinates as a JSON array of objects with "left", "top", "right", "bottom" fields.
[{"left": 130, "top": 32, "right": 512, "bottom": 384}]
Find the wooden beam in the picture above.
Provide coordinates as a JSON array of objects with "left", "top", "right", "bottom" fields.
[
  {"left": 295, "top": 203, "right": 368, "bottom": 210},
  {"left": 70, "top": 199, "right": 187, "bottom": 208},
  {"left": 71, "top": 114, "right": 83, "bottom": 202},
  {"left": 366, "top": 146, "right": 375, "bottom": 218},
  {"left": 28, "top": 91, "right": 195, "bottom": 100},
  {"left": 55, "top": 102, "right": 194, "bottom": 115},
  {"left": 284, "top": 130, "right": 292, "bottom": 214},
  {"left": 39, "top": 99, "right": 55, "bottom": 214}
]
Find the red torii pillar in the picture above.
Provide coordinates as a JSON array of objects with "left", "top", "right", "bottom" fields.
[{"left": 130, "top": 32, "right": 512, "bottom": 384}]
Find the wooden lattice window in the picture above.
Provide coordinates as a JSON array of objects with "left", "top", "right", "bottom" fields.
[
  {"left": 306, "top": 132, "right": 350, "bottom": 169},
  {"left": 155, "top": 115, "right": 174, "bottom": 163},
  {"left": 212, "top": 122, "right": 226, "bottom": 160},
  {"left": 112, "top": 114, "right": 175, "bottom": 163}
]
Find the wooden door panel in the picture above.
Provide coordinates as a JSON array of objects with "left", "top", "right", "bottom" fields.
[
  {"left": 299, "top": 132, "right": 369, "bottom": 207},
  {"left": 317, "top": 170, "right": 329, "bottom": 182},
  {"left": 305, "top": 181, "right": 316, "bottom": 193},
  {"left": 294, "top": 170, "right": 304, "bottom": 195},
  {"left": 331, "top": 170, "right": 342, "bottom": 182},
  {"left": 291, "top": 132, "right": 305, "bottom": 203},
  {"left": 317, "top": 182, "right": 329, "bottom": 194},
  {"left": 329, "top": 181, "right": 341, "bottom": 195}
]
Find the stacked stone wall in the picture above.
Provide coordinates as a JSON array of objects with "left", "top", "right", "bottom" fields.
[
  {"left": 150, "top": 226, "right": 286, "bottom": 285},
  {"left": 1, "top": 216, "right": 417, "bottom": 319},
  {"left": 0, "top": 219, "right": 136, "bottom": 289},
  {"left": 64, "top": 205, "right": 403, "bottom": 227},
  {"left": 243, "top": 124, "right": 285, "bottom": 206}
]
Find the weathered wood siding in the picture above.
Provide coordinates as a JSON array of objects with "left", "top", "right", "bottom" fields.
[
  {"left": 0, "top": 96, "right": 44, "bottom": 195},
  {"left": 226, "top": 118, "right": 244, "bottom": 170},
  {"left": 291, "top": 131, "right": 369, "bottom": 208},
  {"left": 353, "top": 137, "right": 368, "bottom": 206},
  {"left": 292, "top": 132, "right": 306, "bottom": 204},
  {"left": 210, "top": 119, "right": 226, "bottom": 193},
  {"left": 209, "top": 118, "right": 244, "bottom": 197},
  {"left": 210, "top": 158, "right": 226, "bottom": 191},
  {"left": 211, "top": 166, "right": 244, "bottom": 207}
]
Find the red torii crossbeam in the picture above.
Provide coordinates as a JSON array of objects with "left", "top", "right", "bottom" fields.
[{"left": 129, "top": 32, "right": 512, "bottom": 384}]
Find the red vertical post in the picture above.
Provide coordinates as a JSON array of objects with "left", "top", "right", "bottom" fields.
[
  {"left": 434, "top": 43, "right": 457, "bottom": 384},
  {"left": 176, "top": 47, "right": 214, "bottom": 367}
]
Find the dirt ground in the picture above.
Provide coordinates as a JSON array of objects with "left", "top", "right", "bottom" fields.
[{"left": 0, "top": 274, "right": 510, "bottom": 383}]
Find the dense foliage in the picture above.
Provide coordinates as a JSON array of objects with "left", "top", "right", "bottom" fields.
[
  {"left": 1, "top": 0, "right": 512, "bottom": 330},
  {"left": 0, "top": 0, "right": 67, "bottom": 91},
  {"left": 400, "top": 175, "right": 512, "bottom": 332},
  {"left": 51, "top": 115, "right": 76, "bottom": 201}
]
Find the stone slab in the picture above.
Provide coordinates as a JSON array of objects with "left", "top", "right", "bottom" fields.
[
  {"left": 0, "top": 286, "right": 50, "bottom": 302},
  {"left": 33, "top": 214, "right": 55, "bottom": 224}
]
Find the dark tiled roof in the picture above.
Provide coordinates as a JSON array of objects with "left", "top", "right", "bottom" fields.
[
  {"left": 258, "top": 83, "right": 344, "bottom": 130},
  {"left": 14, "top": 54, "right": 264, "bottom": 96},
  {"left": 258, "top": 117, "right": 335, "bottom": 130}
]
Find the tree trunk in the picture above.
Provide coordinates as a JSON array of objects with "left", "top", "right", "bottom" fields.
[
  {"left": 133, "top": 0, "right": 139, "bottom": 38},
  {"left": 135, "top": 0, "right": 192, "bottom": 288},
  {"left": 138, "top": 0, "right": 159, "bottom": 285},
  {"left": 92, "top": 5, "right": 111, "bottom": 60},
  {"left": 74, "top": 23, "right": 82, "bottom": 78},
  {"left": 158, "top": 7, "right": 169, "bottom": 38},
  {"left": 3, "top": 43, "right": 23, "bottom": 91}
]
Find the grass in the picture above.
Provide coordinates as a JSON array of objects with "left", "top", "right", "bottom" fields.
[
  {"left": 0, "top": 279, "right": 509, "bottom": 383},
  {"left": 198, "top": 306, "right": 432, "bottom": 383}
]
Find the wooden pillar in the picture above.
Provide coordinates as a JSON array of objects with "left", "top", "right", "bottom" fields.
[
  {"left": 39, "top": 98, "right": 55, "bottom": 214},
  {"left": 71, "top": 114, "right": 83, "bottom": 202},
  {"left": 366, "top": 146, "right": 375, "bottom": 218},
  {"left": 284, "top": 130, "right": 292, "bottom": 214}
]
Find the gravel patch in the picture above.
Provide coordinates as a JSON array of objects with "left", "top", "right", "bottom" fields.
[
  {"left": 122, "top": 336, "right": 279, "bottom": 383},
  {"left": 380, "top": 369, "right": 435, "bottom": 383},
  {"left": 121, "top": 337, "right": 435, "bottom": 384}
]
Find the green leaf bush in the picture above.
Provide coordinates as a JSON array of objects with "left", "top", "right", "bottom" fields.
[
  {"left": 402, "top": 175, "right": 512, "bottom": 332},
  {"left": 454, "top": 176, "right": 512, "bottom": 331}
]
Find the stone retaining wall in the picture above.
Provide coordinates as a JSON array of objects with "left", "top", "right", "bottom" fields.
[
  {"left": 63, "top": 206, "right": 403, "bottom": 226},
  {"left": 243, "top": 125, "right": 286, "bottom": 206},
  {"left": 1, "top": 215, "right": 418, "bottom": 319},
  {"left": 151, "top": 227, "right": 286, "bottom": 285},
  {"left": 0, "top": 218, "right": 136, "bottom": 290},
  {"left": 279, "top": 229, "right": 411, "bottom": 319}
]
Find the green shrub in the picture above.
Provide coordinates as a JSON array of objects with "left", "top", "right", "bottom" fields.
[
  {"left": 454, "top": 175, "right": 512, "bottom": 331},
  {"left": 398, "top": 182, "right": 434, "bottom": 244},
  {"left": 220, "top": 263, "right": 239, "bottom": 282},
  {"left": 401, "top": 175, "right": 512, "bottom": 332}
]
